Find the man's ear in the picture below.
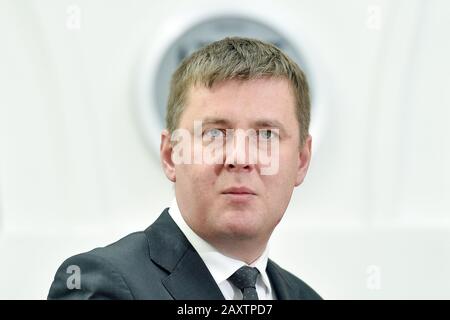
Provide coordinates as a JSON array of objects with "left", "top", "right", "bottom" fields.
[
  {"left": 295, "top": 134, "right": 312, "bottom": 187},
  {"left": 160, "top": 129, "right": 176, "bottom": 182}
]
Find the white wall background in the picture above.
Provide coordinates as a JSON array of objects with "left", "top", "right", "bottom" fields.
[{"left": 0, "top": 0, "right": 449, "bottom": 299}]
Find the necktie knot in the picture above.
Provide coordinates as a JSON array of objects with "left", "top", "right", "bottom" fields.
[{"left": 228, "top": 266, "right": 260, "bottom": 300}]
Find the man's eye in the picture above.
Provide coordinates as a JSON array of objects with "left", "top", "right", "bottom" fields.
[
  {"left": 204, "top": 128, "right": 225, "bottom": 138},
  {"left": 259, "top": 129, "right": 276, "bottom": 140}
]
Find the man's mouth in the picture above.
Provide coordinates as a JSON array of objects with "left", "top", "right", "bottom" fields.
[{"left": 222, "top": 186, "right": 257, "bottom": 196}]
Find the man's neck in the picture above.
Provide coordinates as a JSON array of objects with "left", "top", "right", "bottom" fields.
[{"left": 206, "top": 237, "right": 268, "bottom": 265}]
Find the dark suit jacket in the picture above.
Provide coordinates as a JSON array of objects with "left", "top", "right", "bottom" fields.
[{"left": 48, "top": 208, "right": 321, "bottom": 300}]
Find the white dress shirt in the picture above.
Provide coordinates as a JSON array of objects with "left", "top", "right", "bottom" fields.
[{"left": 168, "top": 198, "right": 275, "bottom": 300}]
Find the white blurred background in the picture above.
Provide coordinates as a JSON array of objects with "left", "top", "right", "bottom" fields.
[{"left": 0, "top": 0, "right": 449, "bottom": 299}]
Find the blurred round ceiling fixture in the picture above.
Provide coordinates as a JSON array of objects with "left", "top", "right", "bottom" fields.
[{"left": 136, "top": 14, "right": 324, "bottom": 158}]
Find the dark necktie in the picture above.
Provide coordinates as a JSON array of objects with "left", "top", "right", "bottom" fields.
[{"left": 228, "top": 266, "right": 260, "bottom": 300}]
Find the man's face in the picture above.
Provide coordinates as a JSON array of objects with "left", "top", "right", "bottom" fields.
[{"left": 161, "top": 77, "right": 312, "bottom": 250}]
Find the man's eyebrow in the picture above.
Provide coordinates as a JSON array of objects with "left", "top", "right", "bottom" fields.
[
  {"left": 253, "top": 119, "right": 287, "bottom": 135},
  {"left": 200, "top": 117, "right": 232, "bottom": 126}
]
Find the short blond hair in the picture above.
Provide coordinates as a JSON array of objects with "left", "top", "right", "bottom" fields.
[{"left": 166, "top": 37, "right": 311, "bottom": 146}]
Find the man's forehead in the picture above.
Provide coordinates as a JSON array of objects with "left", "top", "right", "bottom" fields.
[
  {"left": 180, "top": 78, "right": 297, "bottom": 132},
  {"left": 185, "top": 79, "right": 295, "bottom": 113}
]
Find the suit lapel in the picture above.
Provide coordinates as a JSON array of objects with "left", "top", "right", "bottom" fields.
[
  {"left": 144, "top": 209, "right": 225, "bottom": 300},
  {"left": 266, "top": 259, "right": 296, "bottom": 300},
  {"left": 162, "top": 248, "right": 225, "bottom": 299}
]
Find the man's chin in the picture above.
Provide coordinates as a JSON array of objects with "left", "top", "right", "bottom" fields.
[{"left": 218, "top": 221, "right": 262, "bottom": 240}]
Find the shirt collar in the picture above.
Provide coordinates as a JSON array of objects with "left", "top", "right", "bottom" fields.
[{"left": 168, "top": 198, "right": 272, "bottom": 295}]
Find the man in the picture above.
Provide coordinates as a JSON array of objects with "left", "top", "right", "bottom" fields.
[{"left": 48, "top": 37, "right": 321, "bottom": 300}]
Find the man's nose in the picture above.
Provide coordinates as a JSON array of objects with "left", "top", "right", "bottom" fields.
[
  {"left": 224, "top": 133, "right": 256, "bottom": 171},
  {"left": 225, "top": 161, "right": 253, "bottom": 171}
]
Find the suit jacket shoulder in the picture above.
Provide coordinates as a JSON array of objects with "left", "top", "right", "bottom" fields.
[
  {"left": 48, "top": 210, "right": 221, "bottom": 300},
  {"left": 48, "top": 231, "right": 173, "bottom": 299}
]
